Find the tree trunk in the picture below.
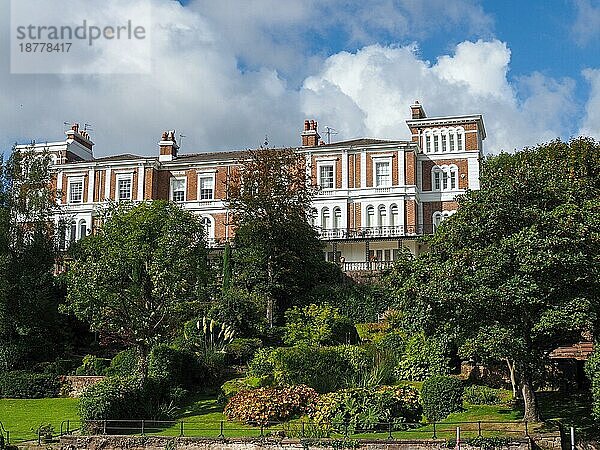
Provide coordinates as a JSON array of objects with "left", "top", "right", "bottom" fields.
[
  {"left": 505, "top": 358, "right": 519, "bottom": 400},
  {"left": 520, "top": 373, "right": 540, "bottom": 423},
  {"left": 136, "top": 344, "right": 149, "bottom": 384}
]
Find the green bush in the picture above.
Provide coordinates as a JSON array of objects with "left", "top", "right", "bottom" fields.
[
  {"left": 463, "top": 385, "right": 512, "bottom": 405},
  {"left": 104, "top": 348, "right": 139, "bottom": 377},
  {"left": 76, "top": 355, "right": 110, "bottom": 376},
  {"left": 148, "top": 344, "right": 202, "bottom": 389},
  {"left": 271, "top": 346, "right": 354, "bottom": 393},
  {"left": 421, "top": 376, "right": 464, "bottom": 422},
  {"left": 284, "top": 304, "right": 357, "bottom": 346},
  {"left": 219, "top": 376, "right": 268, "bottom": 403},
  {"left": 395, "top": 332, "right": 450, "bottom": 381},
  {"left": 585, "top": 345, "right": 600, "bottom": 419},
  {"left": 310, "top": 385, "right": 422, "bottom": 432},
  {"left": 78, "top": 376, "right": 183, "bottom": 422},
  {"left": 224, "top": 385, "right": 318, "bottom": 425},
  {"left": 225, "top": 338, "right": 262, "bottom": 365},
  {"left": 248, "top": 347, "right": 275, "bottom": 377},
  {"left": 0, "top": 371, "right": 62, "bottom": 398}
]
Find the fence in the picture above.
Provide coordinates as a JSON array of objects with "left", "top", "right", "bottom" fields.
[{"left": 58, "top": 419, "right": 530, "bottom": 441}]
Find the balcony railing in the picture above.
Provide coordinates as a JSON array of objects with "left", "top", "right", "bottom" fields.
[
  {"left": 318, "top": 225, "right": 428, "bottom": 240},
  {"left": 342, "top": 260, "right": 395, "bottom": 271}
]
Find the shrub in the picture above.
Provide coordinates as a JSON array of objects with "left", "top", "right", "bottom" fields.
[
  {"left": 395, "top": 332, "right": 450, "bottom": 381},
  {"left": 78, "top": 376, "right": 183, "bottom": 422},
  {"left": 148, "top": 344, "right": 202, "bottom": 389},
  {"left": 248, "top": 347, "right": 275, "bottom": 378},
  {"left": 0, "top": 371, "right": 62, "bottom": 398},
  {"left": 224, "top": 385, "right": 318, "bottom": 425},
  {"left": 463, "top": 385, "right": 512, "bottom": 405},
  {"left": 585, "top": 345, "right": 600, "bottom": 419},
  {"left": 76, "top": 355, "right": 110, "bottom": 376},
  {"left": 271, "top": 346, "right": 353, "bottom": 393},
  {"left": 421, "top": 376, "right": 464, "bottom": 422},
  {"left": 310, "top": 385, "right": 422, "bottom": 433},
  {"left": 284, "top": 304, "right": 357, "bottom": 346},
  {"left": 104, "top": 348, "right": 139, "bottom": 377},
  {"left": 225, "top": 338, "right": 262, "bottom": 365}
]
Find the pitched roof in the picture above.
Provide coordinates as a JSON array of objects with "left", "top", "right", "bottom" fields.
[
  {"left": 86, "top": 153, "right": 150, "bottom": 162},
  {"left": 319, "top": 138, "right": 406, "bottom": 148},
  {"left": 549, "top": 341, "right": 594, "bottom": 360}
]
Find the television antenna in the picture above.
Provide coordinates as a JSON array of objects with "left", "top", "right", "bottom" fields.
[{"left": 323, "top": 126, "right": 338, "bottom": 144}]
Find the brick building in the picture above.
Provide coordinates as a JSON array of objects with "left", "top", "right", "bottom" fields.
[{"left": 16, "top": 102, "right": 485, "bottom": 272}]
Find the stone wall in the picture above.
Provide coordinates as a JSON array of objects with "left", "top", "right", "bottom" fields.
[
  {"left": 59, "top": 436, "right": 531, "bottom": 450},
  {"left": 63, "top": 376, "right": 105, "bottom": 398}
]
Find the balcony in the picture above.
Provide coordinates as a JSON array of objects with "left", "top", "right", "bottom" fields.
[{"left": 318, "top": 225, "right": 428, "bottom": 240}]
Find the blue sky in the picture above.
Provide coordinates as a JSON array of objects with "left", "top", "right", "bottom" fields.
[{"left": 1, "top": 0, "right": 599, "bottom": 156}]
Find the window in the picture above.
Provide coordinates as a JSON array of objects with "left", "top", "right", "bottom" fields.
[
  {"left": 171, "top": 178, "right": 186, "bottom": 202},
  {"left": 68, "top": 179, "right": 83, "bottom": 204},
  {"left": 450, "top": 132, "right": 455, "bottom": 151},
  {"left": 333, "top": 207, "right": 342, "bottom": 229},
  {"left": 199, "top": 175, "right": 214, "bottom": 200},
  {"left": 433, "top": 134, "right": 439, "bottom": 153},
  {"left": 70, "top": 220, "right": 77, "bottom": 243},
  {"left": 433, "top": 171, "right": 441, "bottom": 190},
  {"left": 319, "top": 164, "right": 334, "bottom": 189},
  {"left": 442, "top": 171, "right": 448, "bottom": 190},
  {"left": 433, "top": 210, "right": 456, "bottom": 232},
  {"left": 366, "top": 205, "right": 375, "bottom": 228},
  {"left": 78, "top": 219, "right": 87, "bottom": 240},
  {"left": 321, "top": 208, "right": 331, "bottom": 229},
  {"left": 375, "top": 161, "right": 391, "bottom": 187},
  {"left": 457, "top": 133, "right": 463, "bottom": 151},
  {"left": 441, "top": 133, "right": 447, "bottom": 152},
  {"left": 377, "top": 205, "right": 386, "bottom": 227},
  {"left": 117, "top": 176, "right": 132, "bottom": 201},
  {"left": 202, "top": 216, "right": 213, "bottom": 241},
  {"left": 390, "top": 204, "right": 399, "bottom": 227},
  {"left": 310, "top": 208, "right": 317, "bottom": 227},
  {"left": 432, "top": 165, "right": 459, "bottom": 191},
  {"left": 450, "top": 170, "right": 457, "bottom": 189}
]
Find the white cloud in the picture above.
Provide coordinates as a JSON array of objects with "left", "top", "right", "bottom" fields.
[
  {"left": 0, "top": 0, "right": 595, "bottom": 158},
  {"left": 572, "top": 0, "right": 600, "bottom": 46},
  {"left": 580, "top": 69, "right": 600, "bottom": 138},
  {"left": 301, "top": 41, "right": 581, "bottom": 153}
]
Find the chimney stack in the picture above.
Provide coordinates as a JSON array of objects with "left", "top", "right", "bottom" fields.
[
  {"left": 301, "top": 119, "right": 321, "bottom": 147},
  {"left": 65, "top": 123, "right": 94, "bottom": 151},
  {"left": 159, "top": 130, "right": 179, "bottom": 162},
  {"left": 410, "top": 101, "right": 426, "bottom": 120}
]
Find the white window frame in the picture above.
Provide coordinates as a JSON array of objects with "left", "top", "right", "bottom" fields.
[
  {"left": 170, "top": 177, "right": 187, "bottom": 202},
  {"left": 116, "top": 173, "right": 133, "bottom": 202},
  {"left": 67, "top": 177, "right": 84, "bottom": 204},
  {"left": 432, "top": 164, "right": 460, "bottom": 191},
  {"left": 372, "top": 156, "right": 392, "bottom": 187},
  {"left": 333, "top": 207, "right": 342, "bottom": 229},
  {"left": 317, "top": 160, "right": 336, "bottom": 189},
  {"left": 198, "top": 173, "right": 216, "bottom": 201},
  {"left": 321, "top": 207, "right": 331, "bottom": 229}
]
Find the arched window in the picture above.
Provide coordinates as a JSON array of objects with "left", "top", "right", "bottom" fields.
[
  {"left": 456, "top": 127, "right": 465, "bottom": 151},
  {"left": 449, "top": 127, "right": 456, "bottom": 152},
  {"left": 433, "top": 131, "right": 440, "bottom": 153},
  {"left": 78, "top": 219, "right": 87, "bottom": 240},
  {"left": 450, "top": 164, "right": 458, "bottom": 189},
  {"left": 310, "top": 208, "right": 317, "bottom": 227},
  {"left": 202, "top": 216, "right": 213, "bottom": 242},
  {"left": 432, "top": 210, "right": 456, "bottom": 232},
  {"left": 377, "top": 205, "right": 386, "bottom": 228},
  {"left": 332, "top": 207, "right": 342, "bottom": 229},
  {"left": 432, "top": 165, "right": 460, "bottom": 191},
  {"left": 366, "top": 205, "right": 375, "bottom": 228},
  {"left": 70, "top": 220, "right": 77, "bottom": 243},
  {"left": 390, "top": 204, "right": 399, "bottom": 227},
  {"left": 441, "top": 130, "right": 448, "bottom": 152},
  {"left": 321, "top": 208, "right": 331, "bottom": 229}
]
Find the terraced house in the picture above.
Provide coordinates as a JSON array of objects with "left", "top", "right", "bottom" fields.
[{"left": 16, "top": 102, "right": 485, "bottom": 272}]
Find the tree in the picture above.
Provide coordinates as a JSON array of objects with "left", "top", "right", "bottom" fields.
[
  {"left": 227, "top": 147, "right": 338, "bottom": 323},
  {"left": 386, "top": 138, "right": 600, "bottom": 422},
  {"left": 63, "top": 201, "right": 209, "bottom": 378},
  {"left": 0, "top": 148, "right": 65, "bottom": 370}
]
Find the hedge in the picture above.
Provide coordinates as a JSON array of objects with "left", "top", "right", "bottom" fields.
[
  {"left": 0, "top": 371, "right": 62, "bottom": 398},
  {"left": 421, "top": 375, "right": 464, "bottom": 421}
]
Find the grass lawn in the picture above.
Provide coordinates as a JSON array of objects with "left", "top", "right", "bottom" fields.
[{"left": 0, "top": 398, "right": 79, "bottom": 443}]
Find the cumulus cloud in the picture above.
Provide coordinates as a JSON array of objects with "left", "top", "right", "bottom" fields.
[
  {"left": 0, "top": 0, "right": 596, "bottom": 158},
  {"left": 301, "top": 41, "right": 580, "bottom": 153},
  {"left": 572, "top": 0, "right": 600, "bottom": 46},
  {"left": 580, "top": 69, "right": 600, "bottom": 138}
]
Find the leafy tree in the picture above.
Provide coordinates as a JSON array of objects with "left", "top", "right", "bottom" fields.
[
  {"left": 283, "top": 303, "right": 355, "bottom": 346},
  {"left": 386, "top": 138, "right": 600, "bottom": 422},
  {"left": 0, "top": 148, "right": 65, "bottom": 369},
  {"left": 227, "top": 147, "right": 339, "bottom": 323},
  {"left": 63, "top": 201, "right": 209, "bottom": 378}
]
